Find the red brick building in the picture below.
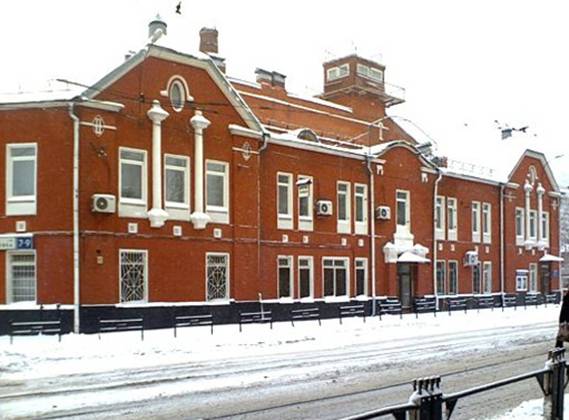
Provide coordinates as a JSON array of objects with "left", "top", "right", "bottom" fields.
[{"left": 0, "top": 20, "right": 563, "bottom": 333}]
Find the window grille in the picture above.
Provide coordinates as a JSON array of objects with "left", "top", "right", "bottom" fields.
[
  {"left": 9, "top": 252, "right": 36, "bottom": 302},
  {"left": 120, "top": 250, "right": 147, "bottom": 302}
]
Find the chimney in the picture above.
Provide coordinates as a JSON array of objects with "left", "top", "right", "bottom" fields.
[
  {"left": 255, "top": 68, "right": 287, "bottom": 89},
  {"left": 148, "top": 15, "right": 167, "bottom": 38},
  {"left": 199, "top": 27, "right": 219, "bottom": 54}
]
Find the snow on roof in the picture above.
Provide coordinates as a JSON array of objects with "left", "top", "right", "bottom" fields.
[{"left": 0, "top": 80, "right": 84, "bottom": 105}]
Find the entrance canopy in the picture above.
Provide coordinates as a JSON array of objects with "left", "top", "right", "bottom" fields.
[
  {"left": 398, "top": 251, "right": 430, "bottom": 264},
  {"left": 539, "top": 254, "right": 564, "bottom": 262}
]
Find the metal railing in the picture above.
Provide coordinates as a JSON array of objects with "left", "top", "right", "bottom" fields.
[{"left": 342, "top": 348, "right": 568, "bottom": 420}]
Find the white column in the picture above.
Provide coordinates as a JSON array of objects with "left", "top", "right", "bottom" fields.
[
  {"left": 190, "top": 110, "right": 211, "bottom": 229},
  {"left": 147, "top": 100, "right": 169, "bottom": 228},
  {"left": 524, "top": 180, "right": 533, "bottom": 249},
  {"left": 537, "top": 182, "right": 545, "bottom": 249}
]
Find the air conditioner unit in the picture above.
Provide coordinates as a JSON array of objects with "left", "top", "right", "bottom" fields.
[
  {"left": 91, "top": 194, "right": 116, "bottom": 213},
  {"left": 316, "top": 200, "right": 333, "bottom": 216},
  {"left": 375, "top": 206, "right": 391, "bottom": 220},
  {"left": 464, "top": 251, "right": 479, "bottom": 266}
]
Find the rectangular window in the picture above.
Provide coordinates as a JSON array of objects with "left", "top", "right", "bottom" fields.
[
  {"left": 278, "top": 256, "right": 293, "bottom": 299},
  {"left": 327, "top": 63, "right": 350, "bottom": 81},
  {"left": 206, "top": 253, "right": 229, "bottom": 301},
  {"left": 482, "top": 203, "right": 492, "bottom": 244},
  {"left": 516, "top": 270, "right": 528, "bottom": 291},
  {"left": 529, "top": 210, "right": 537, "bottom": 241},
  {"left": 472, "top": 201, "right": 481, "bottom": 242},
  {"left": 206, "top": 160, "right": 229, "bottom": 224},
  {"left": 7, "top": 252, "right": 36, "bottom": 303},
  {"left": 396, "top": 190, "right": 410, "bottom": 229},
  {"left": 542, "top": 212, "right": 550, "bottom": 245},
  {"left": 119, "top": 148, "right": 147, "bottom": 218},
  {"left": 355, "top": 258, "right": 368, "bottom": 296},
  {"left": 354, "top": 184, "right": 368, "bottom": 235},
  {"left": 298, "top": 257, "right": 313, "bottom": 299},
  {"left": 436, "top": 260, "right": 446, "bottom": 295},
  {"left": 515, "top": 208, "right": 525, "bottom": 246},
  {"left": 337, "top": 181, "right": 351, "bottom": 234},
  {"left": 6, "top": 143, "right": 37, "bottom": 215},
  {"left": 164, "top": 154, "right": 190, "bottom": 220},
  {"left": 529, "top": 263, "right": 538, "bottom": 292},
  {"left": 482, "top": 261, "right": 492, "bottom": 294},
  {"left": 119, "top": 250, "right": 148, "bottom": 303},
  {"left": 472, "top": 263, "right": 481, "bottom": 294},
  {"left": 323, "top": 257, "right": 349, "bottom": 297},
  {"left": 277, "top": 172, "right": 293, "bottom": 229},
  {"left": 448, "top": 260, "right": 458, "bottom": 295},
  {"left": 298, "top": 175, "right": 313, "bottom": 231},
  {"left": 435, "top": 196, "right": 445, "bottom": 240},
  {"left": 447, "top": 198, "right": 458, "bottom": 241}
]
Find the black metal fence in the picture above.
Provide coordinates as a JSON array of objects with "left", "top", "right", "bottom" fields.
[
  {"left": 0, "top": 292, "right": 561, "bottom": 337},
  {"left": 342, "top": 348, "right": 567, "bottom": 420}
]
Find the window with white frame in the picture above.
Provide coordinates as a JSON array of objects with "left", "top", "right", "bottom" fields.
[
  {"left": 396, "top": 190, "right": 411, "bottom": 229},
  {"left": 119, "top": 250, "right": 148, "bottom": 303},
  {"left": 326, "top": 63, "right": 350, "bottom": 81},
  {"left": 298, "top": 175, "right": 313, "bottom": 231},
  {"left": 323, "top": 257, "right": 349, "bottom": 297},
  {"left": 169, "top": 79, "right": 186, "bottom": 112},
  {"left": 164, "top": 154, "right": 190, "bottom": 220},
  {"left": 472, "top": 201, "right": 481, "bottom": 242},
  {"left": 354, "top": 184, "right": 368, "bottom": 235},
  {"left": 278, "top": 256, "right": 293, "bottom": 299},
  {"left": 436, "top": 260, "right": 446, "bottom": 295},
  {"left": 355, "top": 258, "right": 368, "bottom": 296},
  {"left": 7, "top": 252, "right": 36, "bottom": 303},
  {"left": 472, "top": 263, "right": 481, "bottom": 294},
  {"left": 542, "top": 211, "right": 550, "bottom": 246},
  {"left": 356, "top": 63, "right": 384, "bottom": 82},
  {"left": 529, "top": 209, "right": 537, "bottom": 241},
  {"left": 516, "top": 270, "right": 528, "bottom": 291},
  {"left": 482, "top": 261, "right": 492, "bottom": 294},
  {"left": 7, "top": 143, "right": 37, "bottom": 216},
  {"left": 448, "top": 260, "right": 458, "bottom": 295},
  {"left": 298, "top": 256, "right": 313, "bottom": 299},
  {"left": 277, "top": 172, "right": 293, "bottom": 229},
  {"left": 515, "top": 208, "right": 525, "bottom": 246},
  {"left": 435, "top": 196, "right": 445, "bottom": 240},
  {"left": 119, "top": 148, "right": 147, "bottom": 218},
  {"left": 206, "top": 160, "right": 229, "bottom": 223},
  {"left": 337, "top": 181, "right": 351, "bottom": 234},
  {"left": 206, "top": 253, "right": 229, "bottom": 301},
  {"left": 482, "top": 203, "right": 492, "bottom": 244},
  {"left": 447, "top": 198, "right": 457, "bottom": 241},
  {"left": 529, "top": 263, "right": 538, "bottom": 292}
]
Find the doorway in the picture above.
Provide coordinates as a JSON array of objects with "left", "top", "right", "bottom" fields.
[
  {"left": 540, "top": 263, "right": 551, "bottom": 294},
  {"left": 398, "top": 263, "right": 414, "bottom": 309}
]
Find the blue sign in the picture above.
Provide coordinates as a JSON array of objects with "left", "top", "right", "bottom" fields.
[{"left": 16, "top": 237, "right": 33, "bottom": 250}]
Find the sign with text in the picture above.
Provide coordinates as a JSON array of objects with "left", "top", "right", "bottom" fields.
[{"left": 0, "top": 236, "right": 34, "bottom": 250}]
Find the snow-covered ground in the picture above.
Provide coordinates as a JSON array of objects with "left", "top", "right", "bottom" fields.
[{"left": 0, "top": 305, "right": 563, "bottom": 419}]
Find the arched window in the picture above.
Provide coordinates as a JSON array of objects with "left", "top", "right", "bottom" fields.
[
  {"left": 169, "top": 79, "right": 185, "bottom": 112},
  {"left": 297, "top": 129, "right": 319, "bottom": 142}
]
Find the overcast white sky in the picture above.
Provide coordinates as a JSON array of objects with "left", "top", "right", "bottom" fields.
[{"left": 2, "top": 0, "right": 568, "bottom": 186}]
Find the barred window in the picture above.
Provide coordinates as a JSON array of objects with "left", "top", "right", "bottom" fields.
[{"left": 8, "top": 252, "right": 36, "bottom": 303}]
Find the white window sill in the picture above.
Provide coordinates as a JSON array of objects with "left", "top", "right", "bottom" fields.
[
  {"left": 119, "top": 203, "right": 148, "bottom": 218},
  {"left": 165, "top": 207, "right": 191, "bottom": 222},
  {"left": 278, "top": 297, "right": 294, "bottom": 304},
  {"left": 299, "top": 219, "right": 313, "bottom": 232},
  {"left": 447, "top": 231, "right": 457, "bottom": 241},
  {"left": 472, "top": 233, "right": 481, "bottom": 243},
  {"left": 355, "top": 295, "right": 369, "bottom": 301},
  {"left": 207, "top": 209, "right": 229, "bottom": 224},
  {"left": 277, "top": 216, "right": 293, "bottom": 230},
  {"left": 435, "top": 230, "right": 445, "bottom": 240},
  {"left": 355, "top": 224, "right": 368, "bottom": 235},
  {"left": 324, "top": 296, "right": 350, "bottom": 303},
  {"left": 299, "top": 297, "right": 315, "bottom": 303},
  {"left": 7, "top": 200, "right": 36, "bottom": 216},
  {"left": 337, "top": 222, "right": 351, "bottom": 234}
]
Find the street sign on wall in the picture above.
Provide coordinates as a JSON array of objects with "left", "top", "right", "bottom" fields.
[{"left": 0, "top": 235, "right": 34, "bottom": 250}]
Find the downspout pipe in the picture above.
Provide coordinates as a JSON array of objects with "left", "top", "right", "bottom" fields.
[
  {"left": 500, "top": 183, "right": 505, "bottom": 306},
  {"left": 366, "top": 156, "right": 377, "bottom": 316},
  {"left": 68, "top": 103, "right": 80, "bottom": 334},
  {"left": 257, "top": 132, "right": 269, "bottom": 302},
  {"left": 433, "top": 169, "right": 443, "bottom": 309}
]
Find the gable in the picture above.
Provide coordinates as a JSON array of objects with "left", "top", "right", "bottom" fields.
[{"left": 508, "top": 149, "right": 559, "bottom": 192}]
